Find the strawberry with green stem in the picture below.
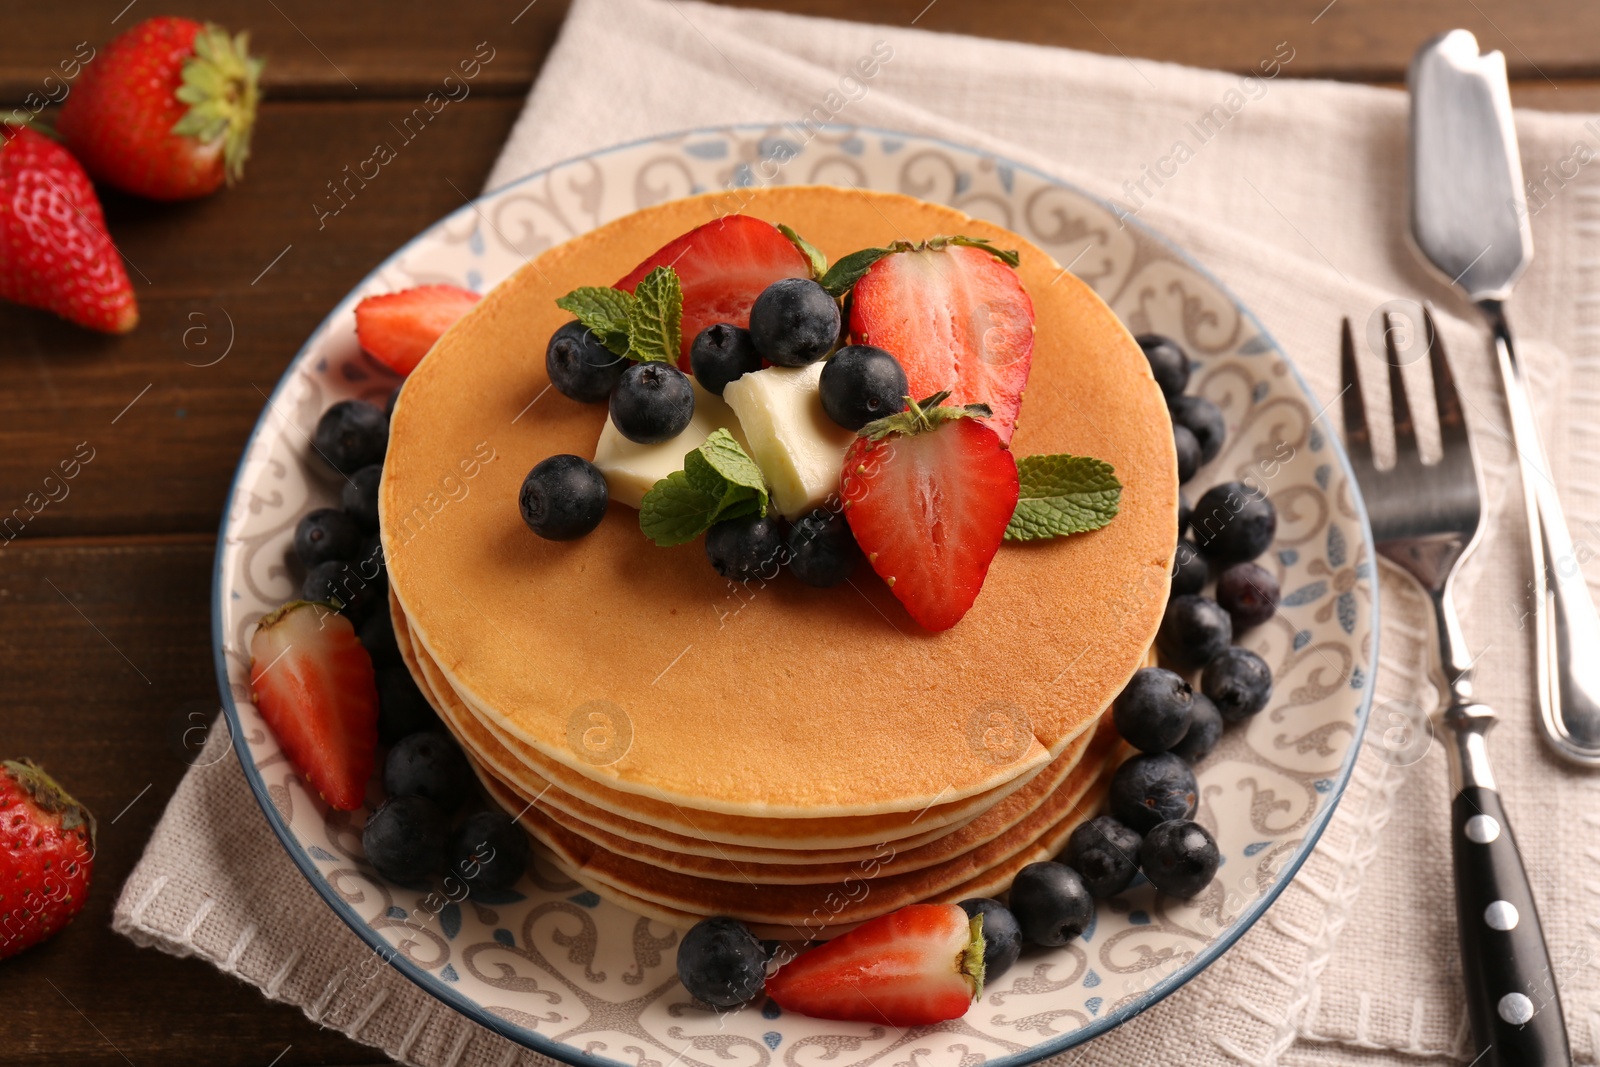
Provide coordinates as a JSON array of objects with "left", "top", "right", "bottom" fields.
[
  {"left": 57, "top": 17, "right": 263, "bottom": 201},
  {"left": 841, "top": 392, "right": 1020, "bottom": 631}
]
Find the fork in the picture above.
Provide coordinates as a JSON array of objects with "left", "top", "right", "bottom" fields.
[{"left": 1340, "top": 309, "right": 1571, "bottom": 1066}]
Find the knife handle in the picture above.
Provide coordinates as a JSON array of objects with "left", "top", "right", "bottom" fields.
[{"left": 1451, "top": 780, "right": 1571, "bottom": 1066}]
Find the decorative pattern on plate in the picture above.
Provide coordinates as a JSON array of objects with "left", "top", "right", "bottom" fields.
[{"left": 214, "top": 126, "right": 1377, "bottom": 1067}]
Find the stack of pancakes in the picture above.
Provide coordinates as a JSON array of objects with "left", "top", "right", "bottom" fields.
[{"left": 380, "top": 188, "right": 1177, "bottom": 938}]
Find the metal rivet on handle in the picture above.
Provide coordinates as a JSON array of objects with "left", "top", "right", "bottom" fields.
[
  {"left": 1498, "top": 992, "right": 1535, "bottom": 1025},
  {"left": 1484, "top": 901, "right": 1519, "bottom": 931},
  {"left": 1464, "top": 814, "right": 1501, "bottom": 843}
]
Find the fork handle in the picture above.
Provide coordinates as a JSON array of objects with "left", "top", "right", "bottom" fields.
[{"left": 1447, "top": 712, "right": 1571, "bottom": 1066}]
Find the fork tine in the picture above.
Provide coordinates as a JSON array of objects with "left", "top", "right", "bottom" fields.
[
  {"left": 1424, "top": 305, "right": 1469, "bottom": 447},
  {"left": 1340, "top": 318, "right": 1373, "bottom": 466},
  {"left": 1383, "top": 312, "right": 1419, "bottom": 459}
]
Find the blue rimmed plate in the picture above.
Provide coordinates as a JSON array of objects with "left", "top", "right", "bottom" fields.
[{"left": 214, "top": 124, "right": 1377, "bottom": 1066}]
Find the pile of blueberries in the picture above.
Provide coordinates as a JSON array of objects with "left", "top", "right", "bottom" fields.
[
  {"left": 671, "top": 333, "right": 1287, "bottom": 1008},
  {"left": 296, "top": 388, "right": 529, "bottom": 893},
  {"left": 526, "top": 277, "right": 907, "bottom": 589}
]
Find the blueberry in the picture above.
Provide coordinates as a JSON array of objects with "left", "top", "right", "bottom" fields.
[
  {"left": 547, "top": 321, "right": 627, "bottom": 403},
  {"left": 386, "top": 384, "right": 402, "bottom": 418},
  {"left": 958, "top": 897, "right": 1022, "bottom": 979},
  {"left": 294, "top": 507, "right": 361, "bottom": 568},
  {"left": 1216, "top": 562, "right": 1280, "bottom": 630},
  {"left": 1178, "top": 492, "right": 1193, "bottom": 537},
  {"left": 610, "top": 362, "right": 695, "bottom": 444},
  {"left": 1113, "top": 667, "right": 1194, "bottom": 754},
  {"left": 1137, "top": 334, "right": 1191, "bottom": 400},
  {"left": 360, "top": 533, "right": 385, "bottom": 575},
  {"left": 690, "top": 323, "right": 763, "bottom": 397},
  {"left": 1170, "top": 692, "right": 1223, "bottom": 764},
  {"left": 1157, "top": 594, "right": 1232, "bottom": 672},
  {"left": 819, "top": 345, "right": 908, "bottom": 430},
  {"left": 1191, "top": 481, "right": 1277, "bottom": 564},
  {"left": 1172, "top": 538, "right": 1208, "bottom": 597},
  {"left": 1202, "top": 647, "right": 1273, "bottom": 723},
  {"left": 705, "top": 514, "right": 786, "bottom": 582},
  {"left": 519, "top": 455, "right": 609, "bottom": 541},
  {"left": 1061, "top": 815, "right": 1143, "bottom": 898},
  {"left": 1109, "top": 752, "right": 1198, "bottom": 834},
  {"left": 1140, "top": 819, "right": 1220, "bottom": 899},
  {"left": 384, "top": 731, "right": 474, "bottom": 813},
  {"left": 786, "top": 508, "right": 860, "bottom": 587},
  {"left": 303, "top": 560, "right": 381, "bottom": 622},
  {"left": 1174, "top": 424, "right": 1201, "bottom": 484},
  {"left": 376, "top": 667, "right": 443, "bottom": 745},
  {"left": 676, "top": 916, "right": 766, "bottom": 1008},
  {"left": 748, "top": 278, "right": 840, "bottom": 367},
  {"left": 1169, "top": 396, "right": 1225, "bottom": 464},
  {"left": 342, "top": 464, "right": 383, "bottom": 533},
  {"left": 313, "top": 399, "right": 389, "bottom": 475},
  {"left": 363, "top": 795, "right": 448, "bottom": 883},
  {"left": 1007, "top": 861, "right": 1093, "bottom": 947},
  {"left": 451, "top": 810, "right": 529, "bottom": 892},
  {"left": 359, "top": 609, "right": 402, "bottom": 670}
]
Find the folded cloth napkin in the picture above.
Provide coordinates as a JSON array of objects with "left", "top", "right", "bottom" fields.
[{"left": 116, "top": 0, "right": 1600, "bottom": 1063}]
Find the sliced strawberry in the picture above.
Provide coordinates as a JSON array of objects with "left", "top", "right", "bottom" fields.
[
  {"left": 841, "top": 396, "right": 1019, "bottom": 631},
  {"left": 249, "top": 600, "right": 380, "bottom": 811},
  {"left": 766, "top": 903, "right": 985, "bottom": 1026},
  {"left": 850, "top": 242, "right": 1035, "bottom": 444},
  {"left": 615, "top": 214, "right": 809, "bottom": 369},
  {"left": 354, "top": 284, "right": 481, "bottom": 375}
]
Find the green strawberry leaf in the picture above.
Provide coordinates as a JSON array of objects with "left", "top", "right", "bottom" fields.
[
  {"left": 818, "top": 246, "right": 896, "bottom": 297},
  {"left": 555, "top": 286, "right": 634, "bottom": 356},
  {"left": 639, "top": 430, "right": 769, "bottom": 547},
  {"left": 927, "top": 234, "right": 1021, "bottom": 267},
  {"left": 626, "top": 266, "right": 683, "bottom": 364},
  {"left": 779, "top": 223, "right": 829, "bottom": 280},
  {"left": 1004, "top": 454, "right": 1121, "bottom": 541}
]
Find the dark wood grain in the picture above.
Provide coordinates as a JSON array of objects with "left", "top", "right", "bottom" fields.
[
  {"left": 0, "top": 96, "right": 521, "bottom": 540},
  {"left": 5, "top": 0, "right": 1600, "bottom": 101},
  {"left": 1, "top": 3, "right": 1596, "bottom": 1066},
  {"left": 0, "top": 538, "right": 390, "bottom": 1067}
]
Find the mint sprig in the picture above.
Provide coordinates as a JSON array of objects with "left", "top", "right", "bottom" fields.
[
  {"left": 1004, "top": 454, "right": 1121, "bottom": 542},
  {"left": 639, "top": 429, "right": 769, "bottom": 547},
  {"left": 817, "top": 235, "right": 1021, "bottom": 297},
  {"left": 555, "top": 266, "right": 682, "bottom": 364},
  {"left": 555, "top": 287, "right": 633, "bottom": 355}
]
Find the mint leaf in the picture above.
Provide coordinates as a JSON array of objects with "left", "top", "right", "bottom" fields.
[
  {"left": 627, "top": 266, "right": 683, "bottom": 364},
  {"left": 1004, "top": 454, "right": 1121, "bottom": 542},
  {"left": 819, "top": 246, "right": 895, "bottom": 297},
  {"left": 639, "top": 430, "right": 769, "bottom": 547},
  {"left": 555, "top": 286, "right": 634, "bottom": 356},
  {"left": 779, "top": 223, "right": 829, "bottom": 280}
]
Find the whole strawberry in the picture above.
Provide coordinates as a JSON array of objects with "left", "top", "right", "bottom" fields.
[
  {"left": 0, "top": 127, "right": 138, "bottom": 333},
  {"left": 57, "top": 17, "right": 263, "bottom": 201},
  {"left": 0, "top": 760, "right": 95, "bottom": 961}
]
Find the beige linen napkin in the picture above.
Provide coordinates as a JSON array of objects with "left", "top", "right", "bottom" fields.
[{"left": 115, "top": 1, "right": 1600, "bottom": 1063}]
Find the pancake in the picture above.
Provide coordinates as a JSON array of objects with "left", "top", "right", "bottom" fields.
[
  {"left": 390, "top": 591, "right": 1062, "bottom": 851},
  {"left": 471, "top": 725, "right": 1124, "bottom": 938},
  {"left": 382, "top": 186, "right": 1176, "bottom": 818},
  {"left": 394, "top": 590, "right": 1010, "bottom": 861}
]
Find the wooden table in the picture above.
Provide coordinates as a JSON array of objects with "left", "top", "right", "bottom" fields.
[{"left": 2, "top": 3, "right": 1595, "bottom": 1064}]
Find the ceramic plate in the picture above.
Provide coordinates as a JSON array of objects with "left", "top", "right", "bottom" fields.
[{"left": 214, "top": 125, "right": 1378, "bottom": 1066}]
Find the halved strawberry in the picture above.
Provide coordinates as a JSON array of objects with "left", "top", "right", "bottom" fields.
[
  {"left": 354, "top": 284, "right": 481, "bottom": 375},
  {"left": 841, "top": 395, "right": 1019, "bottom": 631},
  {"left": 615, "top": 214, "right": 809, "bottom": 369},
  {"left": 849, "top": 240, "right": 1035, "bottom": 444},
  {"left": 766, "top": 903, "right": 985, "bottom": 1026},
  {"left": 249, "top": 601, "right": 379, "bottom": 811}
]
